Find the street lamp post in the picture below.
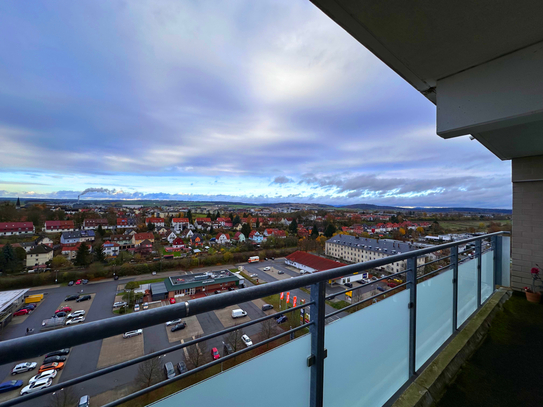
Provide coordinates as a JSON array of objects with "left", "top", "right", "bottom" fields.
[{"left": 54, "top": 270, "right": 58, "bottom": 284}]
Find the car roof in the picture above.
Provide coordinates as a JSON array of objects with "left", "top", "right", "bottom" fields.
[{"left": 32, "top": 377, "right": 51, "bottom": 385}]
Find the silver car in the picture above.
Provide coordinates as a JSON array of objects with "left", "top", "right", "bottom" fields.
[
  {"left": 11, "top": 362, "right": 37, "bottom": 375},
  {"left": 123, "top": 329, "right": 143, "bottom": 338}
]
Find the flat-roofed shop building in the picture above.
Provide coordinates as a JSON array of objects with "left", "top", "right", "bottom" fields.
[
  {"left": 325, "top": 235, "right": 426, "bottom": 273},
  {"left": 150, "top": 270, "right": 241, "bottom": 301}
]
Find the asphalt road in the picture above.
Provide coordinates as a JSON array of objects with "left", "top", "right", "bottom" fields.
[{"left": 0, "top": 259, "right": 368, "bottom": 405}]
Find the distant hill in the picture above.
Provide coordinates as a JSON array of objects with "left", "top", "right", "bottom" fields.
[{"left": 342, "top": 203, "right": 511, "bottom": 214}]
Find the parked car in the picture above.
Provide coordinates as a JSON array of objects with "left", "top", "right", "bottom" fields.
[
  {"left": 113, "top": 301, "right": 127, "bottom": 308},
  {"left": 13, "top": 309, "right": 29, "bottom": 316},
  {"left": 29, "top": 370, "right": 57, "bottom": 386},
  {"left": 214, "top": 290, "right": 221, "bottom": 294},
  {"left": 76, "top": 295, "right": 91, "bottom": 302},
  {"left": 344, "top": 282, "right": 353, "bottom": 288},
  {"left": 169, "top": 298, "right": 176, "bottom": 304},
  {"left": 65, "top": 295, "right": 80, "bottom": 301},
  {"left": 276, "top": 315, "right": 288, "bottom": 324},
  {"left": 134, "top": 304, "right": 140, "bottom": 312},
  {"left": 263, "top": 267, "right": 271, "bottom": 271},
  {"left": 75, "top": 280, "right": 82, "bottom": 285},
  {"left": 0, "top": 380, "right": 23, "bottom": 393},
  {"left": 123, "top": 329, "right": 143, "bottom": 338},
  {"left": 228, "top": 287, "right": 235, "bottom": 291},
  {"left": 56, "top": 307, "right": 72, "bottom": 313},
  {"left": 20, "top": 377, "right": 52, "bottom": 395},
  {"left": 166, "top": 318, "right": 182, "bottom": 326},
  {"left": 222, "top": 341, "right": 234, "bottom": 355},
  {"left": 67, "top": 310, "right": 85, "bottom": 319},
  {"left": 44, "top": 349, "right": 70, "bottom": 358},
  {"left": 82, "top": 279, "right": 89, "bottom": 285},
  {"left": 262, "top": 304, "right": 274, "bottom": 311},
  {"left": 142, "top": 303, "right": 149, "bottom": 310},
  {"left": 164, "top": 362, "right": 175, "bottom": 379},
  {"left": 78, "top": 395, "right": 90, "bottom": 407},
  {"left": 231, "top": 309, "right": 247, "bottom": 319},
  {"left": 278, "top": 270, "right": 284, "bottom": 274},
  {"left": 377, "top": 286, "right": 386, "bottom": 292},
  {"left": 387, "top": 282, "right": 398, "bottom": 288},
  {"left": 271, "top": 257, "right": 275, "bottom": 260},
  {"left": 177, "top": 361, "right": 188, "bottom": 374},
  {"left": 241, "top": 334, "right": 253, "bottom": 347},
  {"left": 66, "top": 316, "right": 85, "bottom": 325},
  {"left": 54, "top": 312, "right": 67, "bottom": 318},
  {"left": 68, "top": 281, "right": 74, "bottom": 286},
  {"left": 114, "top": 275, "right": 119, "bottom": 280},
  {"left": 38, "top": 362, "right": 64, "bottom": 373},
  {"left": 43, "top": 356, "right": 67, "bottom": 364},
  {"left": 23, "top": 304, "right": 36, "bottom": 310},
  {"left": 11, "top": 362, "right": 36, "bottom": 375},
  {"left": 211, "top": 347, "right": 220, "bottom": 360},
  {"left": 171, "top": 322, "right": 187, "bottom": 332},
  {"left": 250, "top": 273, "right": 258, "bottom": 278}
]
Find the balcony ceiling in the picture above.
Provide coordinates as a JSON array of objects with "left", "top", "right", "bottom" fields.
[{"left": 310, "top": 0, "right": 543, "bottom": 160}]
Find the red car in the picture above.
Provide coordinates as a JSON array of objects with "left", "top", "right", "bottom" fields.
[
  {"left": 169, "top": 298, "right": 176, "bottom": 304},
  {"left": 211, "top": 347, "right": 220, "bottom": 360},
  {"left": 55, "top": 307, "right": 72, "bottom": 314},
  {"left": 13, "top": 309, "right": 29, "bottom": 316},
  {"left": 75, "top": 280, "right": 81, "bottom": 285},
  {"left": 387, "top": 282, "right": 398, "bottom": 288}
]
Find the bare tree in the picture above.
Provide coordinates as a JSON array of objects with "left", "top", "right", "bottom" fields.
[
  {"left": 185, "top": 335, "right": 209, "bottom": 369},
  {"left": 260, "top": 318, "right": 278, "bottom": 349},
  {"left": 48, "top": 387, "right": 77, "bottom": 407},
  {"left": 135, "top": 350, "right": 162, "bottom": 389},
  {"left": 225, "top": 329, "right": 244, "bottom": 353}
]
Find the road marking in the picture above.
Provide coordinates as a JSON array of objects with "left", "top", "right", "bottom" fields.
[
  {"left": 193, "top": 335, "right": 202, "bottom": 355},
  {"left": 181, "top": 339, "right": 189, "bottom": 360}
]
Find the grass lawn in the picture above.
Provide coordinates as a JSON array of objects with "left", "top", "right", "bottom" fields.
[
  {"left": 135, "top": 278, "right": 165, "bottom": 285},
  {"left": 160, "top": 247, "right": 182, "bottom": 257},
  {"left": 439, "top": 220, "right": 511, "bottom": 233}
]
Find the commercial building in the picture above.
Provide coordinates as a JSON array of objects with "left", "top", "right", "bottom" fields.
[
  {"left": 0, "top": 289, "right": 29, "bottom": 329},
  {"left": 150, "top": 270, "right": 241, "bottom": 301},
  {"left": 325, "top": 235, "right": 426, "bottom": 274},
  {"left": 0, "top": 222, "right": 35, "bottom": 236},
  {"left": 285, "top": 251, "right": 346, "bottom": 274}
]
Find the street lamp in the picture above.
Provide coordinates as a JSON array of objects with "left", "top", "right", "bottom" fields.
[{"left": 54, "top": 270, "right": 58, "bottom": 284}]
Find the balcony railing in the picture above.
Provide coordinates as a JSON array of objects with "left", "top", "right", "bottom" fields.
[{"left": 0, "top": 232, "right": 510, "bottom": 407}]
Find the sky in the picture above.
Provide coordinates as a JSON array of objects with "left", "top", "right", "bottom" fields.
[{"left": 0, "top": 1, "right": 512, "bottom": 208}]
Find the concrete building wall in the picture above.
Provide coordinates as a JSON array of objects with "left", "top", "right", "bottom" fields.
[{"left": 511, "top": 155, "right": 543, "bottom": 290}]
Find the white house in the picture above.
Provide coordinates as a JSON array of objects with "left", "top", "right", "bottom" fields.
[
  {"left": 215, "top": 233, "right": 230, "bottom": 245},
  {"left": 166, "top": 231, "right": 178, "bottom": 244},
  {"left": 103, "top": 241, "right": 120, "bottom": 257}
]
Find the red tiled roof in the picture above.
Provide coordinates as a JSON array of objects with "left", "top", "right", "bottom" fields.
[
  {"left": 0, "top": 222, "right": 34, "bottom": 232},
  {"left": 45, "top": 220, "right": 74, "bottom": 229},
  {"left": 172, "top": 218, "right": 189, "bottom": 223},
  {"left": 134, "top": 232, "right": 154, "bottom": 241},
  {"left": 146, "top": 217, "right": 163, "bottom": 223},
  {"left": 286, "top": 251, "right": 347, "bottom": 272}
]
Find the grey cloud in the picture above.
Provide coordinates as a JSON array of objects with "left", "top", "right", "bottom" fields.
[{"left": 271, "top": 176, "right": 293, "bottom": 185}]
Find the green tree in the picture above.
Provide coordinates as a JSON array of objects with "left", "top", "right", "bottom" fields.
[
  {"left": 233, "top": 215, "right": 241, "bottom": 226},
  {"left": 256, "top": 217, "right": 260, "bottom": 229},
  {"left": 51, "top": 255, "right": 70, "bottom": 269},
  {"left": 75, "top": 243, "right": 90, "bottom": 266},
  {"left": 94, "top": 245, "right": 105, "bottom": 262},
  {"left": 311, "top": 224, "right": 319, "bottom": 238},
  {"left": 288, "top": 219, "right": 298, "bottom": 233},
  {"left": 147, "top": 222, "right": 155, "bottom": 232},
  {"left": 124, "top": 281, "right": 141, "bottom": 307},
  {"left": 1, "top": 244, "right": 18, "bottom": 273},
  {"left": 210, "top": 226, "right": 214, "bottom": 235},
  {"left": 241, "top": 223, "right": 251, "bottom": 238},
  {"left": 187, "top": 209, "right": 193, "bottom": 224},
  {"left": 324, "top": 224, "right": 336, "bottom": 238},
  {"left": 96, "top": 225, "right": 105, "bottom": 238},
  {"left": 229, "top": 213, "right": 234, "bottom": 221},
  {"left": 216, "top": 210, "right": 221, "bottom": 220}
]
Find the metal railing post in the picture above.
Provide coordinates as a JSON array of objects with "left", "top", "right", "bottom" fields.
[
  {"left": 475, "top": 239, "right": 482, "bottom": 308},
  {"left": 309, "top": 281, "right": 326, "bottom": 407},
  {"left": 407, "top": 256, "right": 417, "bottom": 377},
  {"left": 451, "top": 245, "right": 459, "bottom": 331},
  {"left": 494, "top": 235, "right": 503, "bottom": 287}
]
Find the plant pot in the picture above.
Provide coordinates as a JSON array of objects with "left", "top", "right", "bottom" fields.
[{"left": 526, "top": 291, "right": 542, "bottom": 303}]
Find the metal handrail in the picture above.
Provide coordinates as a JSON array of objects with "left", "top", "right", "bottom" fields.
[
  {"left": 0, "top": 231, "right": 509, "bottom": 407},
  {"left": 325, "top": 269, "right": 409, "bottom": 300}
]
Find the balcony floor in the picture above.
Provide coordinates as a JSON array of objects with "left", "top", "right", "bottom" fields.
[{"left": 438, "top": 291, "right": 543, "bottom": 407}]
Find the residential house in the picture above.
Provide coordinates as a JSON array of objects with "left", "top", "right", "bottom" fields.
[
  {"left": 155, "top": 226, "right": 168, "bottom": 235},
  {"left": 82, "top": 218, "right": 110, "bottom": 230},
  {"left": 0, "top": 222, "right": 35, "bottom": 236},
  {"left": 35, "top": 235, "right": 53, "bottom": 248},
  {"left": 146, "top": 217, "right": 165, "bottom": 228},
  {"left": 44, "top": 220, "right": 75, "bottom": 233},
  {"left": 180, "top": 229, "right": 194, "bottom": 239},
  {"left": 166, "top": 231, "right": 178, "bottom": 244},
  {"left": 172, "top": 238, "right": 185, "bottom": 250},
  {"left": 136, "top": 239, "right": 153, "bottom": 255},
  {"left": 124, "top": 228, "right": 137, "bottom": 236},
  {"left": 61, "top": 243, "right": 80, "bottom": 261},
  {"left": 26, "top": 244, "right": 53, "bottom": 268},
  {"left": 110, "top": 234, "right": 134, "bottom": 250},
  {"left": 117, "top": 218, "right": 138, "bottom": 229},
  {"left": 60, "top": 230, "right": 95, "bottom": 245},
  {"left": 134, "top": 232, "right": 155, "bottom": 246},
  {"left": 224, "top": 221, "right": 233, "bottom": 228},
  {"left": 103, "top": 241, "right": 120, "bottom": 257},
  {"left": 171, "top": 218, "right": 190, "bottom": 232},
  {"left": 191, "top": 233, "right": 204, "bottom": 247},
  {"left": 232, "top": 232, "right": 246, "bottom": 243},
  {"left": 248, "top": 231, "right": 264, "bottom": 243},
  {"left": 195, "top": 218, "right": 212, "bottom": 228},
  {"left": 215, "top": 233, "right": 230, "bottom": 245},
  {"left": 216, "top": 218, "right": 230, "bottom": 227}
]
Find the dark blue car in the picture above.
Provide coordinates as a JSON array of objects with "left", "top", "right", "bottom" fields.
[{"left": 0, "top": 380, "right": 23, "bottom": 393}]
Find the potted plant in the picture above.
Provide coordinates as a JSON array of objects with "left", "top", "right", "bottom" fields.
[{"left": 524, "top": 266, "right": 542, "bottom": 303}]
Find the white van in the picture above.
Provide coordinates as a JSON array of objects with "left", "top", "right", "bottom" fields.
[
  {"left": 231, "top": 309, "right": 248, "bottom": 319},
  {"left": 164, "top": 362, "right": 175, "bottom": 379}
]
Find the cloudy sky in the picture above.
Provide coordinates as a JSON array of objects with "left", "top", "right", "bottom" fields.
[{"left": 0, "top": 1, "right": 511, "bottom": 208}]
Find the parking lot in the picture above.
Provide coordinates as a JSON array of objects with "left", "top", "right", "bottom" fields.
[
  {"left": 97, "top": 332, "right": 145, "bottom": 369},
  {"left": 166, "top": 316, "right": 203, "bottom": 343},
  {"left": 214, "top": 305, "right": 251, "bottom": 328}
]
